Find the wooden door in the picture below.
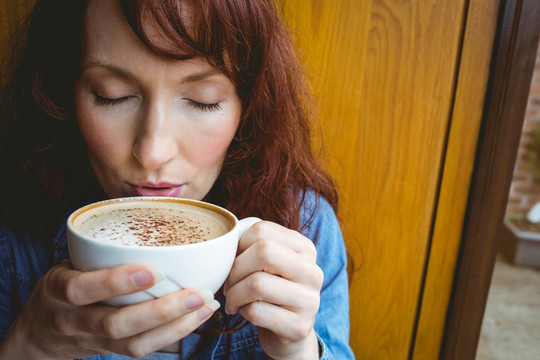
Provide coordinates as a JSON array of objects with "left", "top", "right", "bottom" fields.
[
  {"left": 0, "top": 1, "right": 33, "bottom": 41},
  {"left": 278, "top": 0, "right": 500, "bottom": 358}
]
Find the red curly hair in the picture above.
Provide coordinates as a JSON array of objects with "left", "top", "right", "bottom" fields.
[{"left": 0, "top": 0, "right": 337, "bottom": 233}]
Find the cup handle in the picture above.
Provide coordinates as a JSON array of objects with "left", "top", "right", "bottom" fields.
[{"left": 237, "top": 217, "right": 262, "bottom": 238}]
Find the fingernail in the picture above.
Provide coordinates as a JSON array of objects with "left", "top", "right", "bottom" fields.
[
  {"left": 131, "top": 267, "right": 165, "bottom": 288},
  {"left": 197, "top": 300, "right": 220, "bottom": 321},
  {"left": 147, "top": 266, "right": 165, "bottom": 283},
  {"left": 185, "top": 289, "right": 214, "bottom": 310},
  {"left": 198, "top": 289, "right": 214, "bottom": 303}
]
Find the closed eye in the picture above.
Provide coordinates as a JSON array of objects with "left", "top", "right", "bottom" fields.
[
  {"left": 186, "top": 99, "right": 222, "bottom": 112},
  {"left": 94, "top": 93, "right": 132, "bottom": 106}
]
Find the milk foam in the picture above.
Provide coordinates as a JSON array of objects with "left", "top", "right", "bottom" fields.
[{"left": 74, "top": 201, "right": 232, "bottom": 246}]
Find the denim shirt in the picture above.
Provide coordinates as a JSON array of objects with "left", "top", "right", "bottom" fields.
[{"left": 0, "top": 194, "right": 354, "bottom": 359}]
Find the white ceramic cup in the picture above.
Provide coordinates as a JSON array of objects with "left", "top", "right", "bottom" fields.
[{"left": 67, "top": 196, "right": 260, "bottom": 306}]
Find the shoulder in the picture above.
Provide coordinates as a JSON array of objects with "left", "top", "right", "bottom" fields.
[
  {"left": 299, "top": 190, "right": 341, "bottom": 244},
  {"left": 298, "top": 190, "right": 347, "bottom": 271},
  {"left": 0, "top": 217, "right": 64, "bottom": 301},
  {"left": 0, "top": 219, "right": 18, "bottom": 282},
  {"left": 0, "top": 218, "right": 48, "bottom": 279},
  {"left": 299, "top": 192, "right": 355, "bottom": 358}
]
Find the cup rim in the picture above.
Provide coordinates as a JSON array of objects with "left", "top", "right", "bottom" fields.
[{"left": 67, "top": 196, "right": 238, "bottom": 250}]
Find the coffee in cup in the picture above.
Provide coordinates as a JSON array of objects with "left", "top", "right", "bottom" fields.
[
  {"left": 67, "top": 197, "right": 260, "bottom": 306},
  {"left": 72, "top": 200, "right": 232, "bottom": 247}
]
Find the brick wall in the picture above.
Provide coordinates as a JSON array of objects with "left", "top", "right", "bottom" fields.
[{"left": 506, "top": 41, "right": 540, "bottom": 218}]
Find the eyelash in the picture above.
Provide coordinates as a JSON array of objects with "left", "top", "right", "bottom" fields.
[
  {"left": 94, "top": 94, "right": 131, "bottom": 106},
  {"left": 187, "top": 100, "right": 222, "bottom": 112},
  {"left": 93, "top": 94, "right": 222, "bottom": 112}
]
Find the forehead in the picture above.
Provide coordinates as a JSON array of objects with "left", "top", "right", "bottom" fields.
[
  {"left": 81, "top": 0, "right": 190, "bottom": 62},
  {"left": 82, "top": 0, "right": 141, "bottom": 59}
]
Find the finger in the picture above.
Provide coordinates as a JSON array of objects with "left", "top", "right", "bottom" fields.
[
  {"left": 225, "top": 271, "right": 320, "bottom": 315},
  {"left": 239, "top": 301, "right": 315, "bottom": 343},
  {"left": 226, "top": 240, "right": 323, "bottom": 292},
  {"left": 107, "top": 300, "right": 221, "bottom": 358},
  {"left": 237, "top": 222, "right": 317, "bottom": 261},
  {"left": 83, "top": 289, "right": 215, "bottom": 339},
  {"left": 53, "top": 262, "right": 165, "bottom": 305}
]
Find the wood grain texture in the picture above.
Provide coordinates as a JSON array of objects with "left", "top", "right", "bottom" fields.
[
  {"left": 278, "top": 0, "right": 469, "bottom": 358},
  {"left": 442, "top": 0, "right": 540, "bottom": 358},
  {"left": 0, "top": 0, "right": 33, "bottom": 46},
  {"left": 412, "top": 0, "right": 501, "bottom": 358}
]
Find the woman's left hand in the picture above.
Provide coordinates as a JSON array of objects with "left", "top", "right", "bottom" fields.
[{"left": 224, "top": 221, "right": 323, "bottom": 360}]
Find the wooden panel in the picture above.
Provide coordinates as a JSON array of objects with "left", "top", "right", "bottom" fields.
[
  {"left": 412, "top": 0, "right": 501, "bottom": 358},
  {"left": 442, "top": 0, "right": 540, "bottom": 358},
  {"left": 0, "top": 1, "right": 33, "bottom": 44},
  {"left": 279, "top": 1, "right": 467, "bottom": 358}
]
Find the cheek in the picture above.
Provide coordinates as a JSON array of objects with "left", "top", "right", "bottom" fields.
[
  {"left": 76, "top": 105, "right": 123, "bottom": 163},
  {"left": 188, "top": 114, "right": 240, "bottom": 170},
  {"left": 78, "top": 118, "right": 106, "bottom": 156},
  {"left": 189, "top": 129, "right": 235, "bottom": 171}
]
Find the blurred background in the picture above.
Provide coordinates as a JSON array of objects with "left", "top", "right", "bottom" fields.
[{"left": 476, "top": 43, "right": 540, "bottom": 359}]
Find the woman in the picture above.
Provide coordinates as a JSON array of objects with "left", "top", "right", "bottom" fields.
[{"left": 0, "top": 0, "right": 354, "bottom": 359}]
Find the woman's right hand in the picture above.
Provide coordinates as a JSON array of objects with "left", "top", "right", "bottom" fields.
[{"left": 0, "top": 261, "right": 219, "bottom": 360}]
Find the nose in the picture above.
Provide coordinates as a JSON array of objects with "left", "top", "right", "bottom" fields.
[{"left": 132, "top": 101, "right": 178, "bottom": 171}]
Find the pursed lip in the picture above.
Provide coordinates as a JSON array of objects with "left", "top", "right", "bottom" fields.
[{"left": 129, "top": 182, "right": 183, "bottom": 197}]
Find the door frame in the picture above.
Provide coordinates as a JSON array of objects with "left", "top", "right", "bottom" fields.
[{"left": 441, "top": 0, "right": 540, "bottom": 358}]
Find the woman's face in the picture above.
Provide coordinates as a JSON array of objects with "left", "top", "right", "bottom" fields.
[{"left": 75, "top": 0, "right": 241, "bottom": 200}]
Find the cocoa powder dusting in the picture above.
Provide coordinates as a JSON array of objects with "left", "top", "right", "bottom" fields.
[{"left": 82, "top": 207, "right": 225, "bottom": 246}]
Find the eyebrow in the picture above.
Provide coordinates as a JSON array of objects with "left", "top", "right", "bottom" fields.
[{"left": 79, "top": 61, "right": 223, "bottom": 84}]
